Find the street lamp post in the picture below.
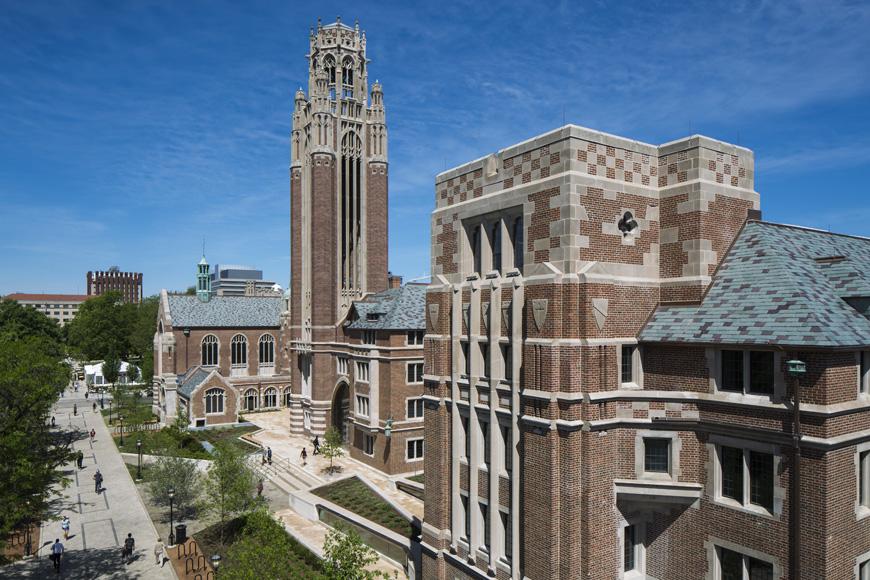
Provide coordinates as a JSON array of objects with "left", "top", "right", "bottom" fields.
[
  {"left": 109, "top": 399, "right": 113, "bottom": 424},
  {"left": 211, "top": 554, "right": 221, "bottom": 575},
  {"left": 136, "top": 438, "right": 143, "bottom": 480},
  {"left": 168, "top": 488, "right": 176, "bottom": 546},
  {"left": 786, "top": 358, "right": 806, "bottom": 580},
  {"left": 119, "top": 416, "right": 125, "bottom": 447}
]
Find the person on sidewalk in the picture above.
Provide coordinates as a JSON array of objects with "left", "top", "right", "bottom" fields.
[
  {"left": 90, "top": 428, "right": 95, "bottom": 442},
  {"left": 256, "top": 478, "right": 264, "bottom": 497},
  {"left": 50, "top": 538, "right": 64, "bottom": 573},
  {"left": 153, "top": 537, "right": 165, "bottom": 566},
  {"left": 123, "top": 533, "right": 135, "bottom": 564},
  {"left": 312, "top": 436, "right": 320, "bottom": 455},
  {"left": 267, "top": 446, "right": 273, "bottom": 465},
  {"left": 76, "top": 450, "right": 84, "bottom": 469},
  {"left": 94, "top": 469, "right": 103, "bottom": 493},
  {"left": 261, "top": 448, "right": 267, "bottom": 465},
  {"left": 73, "top": 404, "right": 77, "bottom": 416},
  {"left": 51, "top": 416, "right": 56, "bottom": 427},
  {"left": 61, "top": 516, "right": 70, "bottom": 540},
  {"left": 300, "top": 447, "right": 308, "bottom": 466},
  {"left": 92, "top": 401, "right": 96, "bottom": 412}
]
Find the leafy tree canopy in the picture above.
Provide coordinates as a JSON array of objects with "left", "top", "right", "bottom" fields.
[
  {"left": 0, "top": 298, "right": 63, "bottom": 358},
  {"left": 201, "top": 442, "right": 256, "bottom": 544},
  {"left": 65, "top": 292, "right": 133, "bottom": 360},
  {"left": 323, "top": 525, "right": 393, "bottom": 580}
]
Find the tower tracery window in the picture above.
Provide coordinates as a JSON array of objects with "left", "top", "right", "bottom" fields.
[
  {"left": 231, "top": 334, "right": 247, "bottom": 368},
  {"left": 201, "top": 335, "right": 219, "bottom": 367}
]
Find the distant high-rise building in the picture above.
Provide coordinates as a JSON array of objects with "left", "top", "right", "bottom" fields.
[
  {"left": 87, "top": 268, "right": 143, "bottom": 303},
  {"left": 4, "top": 293, "right": 90, "bottom": 326},
  {"left": 210, "top": 264, "right": 278, "bottom": 296}
]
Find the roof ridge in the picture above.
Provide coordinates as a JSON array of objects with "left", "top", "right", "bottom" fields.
[{"left": 752, "top": 220, "right": 870, "bottom": 243}]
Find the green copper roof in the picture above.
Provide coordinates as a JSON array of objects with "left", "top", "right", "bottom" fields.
[{"left": 639, "top": 221, "right": 870, "bottom": 348}]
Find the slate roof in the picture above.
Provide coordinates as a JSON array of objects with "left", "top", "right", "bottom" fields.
[
  {"left": 166, "top": 294, "right": 283, "bottom": 328},
  {"left": 177, "top": 367, "right": 211, "bottom": 399},
  {"left": 346, "top": 284, "right": 426, "bottom": 330},
  {"left": 639, "top": 221, "right": 870, "bottom": 348}
]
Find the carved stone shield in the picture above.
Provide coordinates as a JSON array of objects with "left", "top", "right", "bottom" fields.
[
  {"left": 482, "top": 303, "right": 490, "bottom": 331},
  {"left": 592, "top": 298, "right": 609, "bottom": 331},
  {"left": 427, "top": 303, "right": 440, "bottom": 330},
  {"left": 532, "top": 298, "right": 548, "bottom": 331},
  {"left": 502, "top": 301, "right": 512, "bottom": 332},
  {"left": 462, "top": 304, "right": 471, "bottom": 330}
]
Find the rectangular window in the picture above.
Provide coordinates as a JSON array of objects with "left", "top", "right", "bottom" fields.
[
  {"left": 407, "top": 438, "right": 424, "bottom": 460},
  {"left": 480, "top": 502, "right": 490, "bottom": 552},
  {"left": 337, "top": 357, "right": 349, "bottom": 376},
  {"left": 356, "top": 395, "right": 369, "bottom": 418},
  {"left": 721, "top": 446, "right": 745, "bottom": 503},
  {"left": 749, "top": 451, "right": 774, "bottom": 511},
  {"left": 502, "top": 423, "right": 512, "bottom": 472},
  {"left": 859, "top": 450, "right": 870, "bottom": 508},
  {"left": 623, "top": 524, "right": 636, "bottom": 572},
  {"left": 407, "top": 330, "right": 424, "bottom": 345},
  {"left": 490, "top": 221, "right": 502, "bottom": 273},
  {"left": 407, "top": 362, "right": 424, "bottom": 384},
  {"left": 500, "top": 511, "right": 512, "bottom": 562},
  {"left": 511, "top": 216, "right": 523, "bottom": 271},
  {"left": 749, "top": 351, "right": 774, "bottom": 394},
  {"left": 718, "top": 547, "right": 773, "bottom": 580},
  {"left": 407, "top": 398, "right": 424, "bottom": 420},
  {"left": 860, "top": 560, "right": 870, "bottom": 580},
  {"left": 480, "top": 343, "right": 489, "bottom": 378},
  {"left": 461, "top": 342, "right": 470, "bottom": 376},
  {"left": 461, "top": 415, "right": 470, "bottom": 459},
  {"left": 644, "top": 438, "right": 670, "bottom": 474},
  {"left": 621, "top": 345, "right": 636, "bottom": 384},
  {"left": 861, "top": 352, "right": 870, "bottom": 396},
  {"left": 363, "top": 330, "right": 376, "bottom": 345},
  {"left": 356, "top": 361, "right": 370, "bottom": 382},
  {"left": 721, "top": 350, "right": 744, "bottom": 392},
  {"left": 471, "top": 225, "right": 482, "bottom": 275},
  {"left": 363, "top": 434, "right": 374, "bottom": 455},
  {"left": 480, "top": 417, "right": 490, "bottom": 468},
  {"left": 461, "top": 495, "right": 470, "bottom": 540},
  {"left": 501, "top": 343, "right": 512, "bottom": 381}
]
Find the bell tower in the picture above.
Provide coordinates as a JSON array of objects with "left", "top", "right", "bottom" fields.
[
  {"left": 196, "top": 255, "right": 211, "bottom": 302},
  {"left": 288, "top": 18, "right": 389, "bottom": 434}
]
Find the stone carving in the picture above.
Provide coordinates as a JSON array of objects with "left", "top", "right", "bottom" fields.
[
  {"left": 482, "top": 303, "right": 490, "bottom": 330},
  {"left": 532, "top": 299, "right": 549, "bottom": 331},
  {"left": 592, "top": 298, "right": 609, "bottom": 331},
  {"left": 462, "top": 304, "right": 471, "bottom": 330},
  {"left": 502, "top": 301, "right": 512, "bottom": 332},
  {"left": 427, "top": 303, "right": 440, "bottom": 329}
]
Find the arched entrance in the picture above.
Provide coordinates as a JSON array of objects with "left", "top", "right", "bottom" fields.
[{"left": 331, "top": 382, "right": 351, "bottom": 442}]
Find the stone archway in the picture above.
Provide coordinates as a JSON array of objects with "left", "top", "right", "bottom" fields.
[{"left": 331, "top": 382, "right": 351, "bottom": 442}]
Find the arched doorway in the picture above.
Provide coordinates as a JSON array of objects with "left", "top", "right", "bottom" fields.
[{"left": 331, "top": 382, "right": 351, "bottom": 442}]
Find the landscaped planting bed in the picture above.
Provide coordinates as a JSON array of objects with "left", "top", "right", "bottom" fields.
[{"left": 312, "top": 476, "right": 413, "bottom": 537}]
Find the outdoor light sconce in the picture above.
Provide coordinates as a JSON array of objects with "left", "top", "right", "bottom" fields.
[
  {"left": 786, "top": 359, "right": 806, "bottom": 376},
  {"left": 384, "top": 417, "right": 394, "bottom": 438},
  {"left": 183, "top": 327, "right": 191, "bottom": 337}
]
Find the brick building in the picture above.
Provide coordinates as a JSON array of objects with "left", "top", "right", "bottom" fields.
[
  {"left": 282, "top": 19, "right": 426, "bottom": 475},
  {"left": 3, "top": 293, "right": 89, "bottom": 326},
  {"left": 420, "top": 125, "right": 870, "bottom": 579},
  {"left": 87, "top": 268, "right": 143, "bottom": 303}
]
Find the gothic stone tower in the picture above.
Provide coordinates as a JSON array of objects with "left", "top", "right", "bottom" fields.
[{"left": 288, "top": 18, "right": 389, "bottom": 436}]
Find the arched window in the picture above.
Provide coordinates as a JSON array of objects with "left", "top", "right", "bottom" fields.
[
  {"left": 201, "top": 335, "right": 219, "bottom": 367},
  {"left": 324, "top": 56, "right": 336, "bottom": 84},
  {"left": 283, "top": 387, "right": 293, "bottom": 407},
  {"left": 259, "top": 334, "right": 275, "bottom": 365},
  {"left": 231, "top": 334, "right": 247, "bottom": 369},
  {"left": 205, "top": 388, "right": 224, "bottom": 414},
  {"left": 243, "top": 388, "right": 258, "bottom": 412},
  {"left": 264, "top": 387, "right": 277, "bottom": 408}
]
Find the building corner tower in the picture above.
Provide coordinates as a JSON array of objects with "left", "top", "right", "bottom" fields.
[{"left": 288, "top": 18, "right": 389, "bottom": 436}]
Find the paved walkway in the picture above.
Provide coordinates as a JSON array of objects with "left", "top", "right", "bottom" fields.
[{"left": 5, "top": 385, "right": 176, "bottom": 580}]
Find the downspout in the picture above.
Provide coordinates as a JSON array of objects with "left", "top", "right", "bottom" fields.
[{"left": 780, "top": 347, "right": 802, "bottom": 580}]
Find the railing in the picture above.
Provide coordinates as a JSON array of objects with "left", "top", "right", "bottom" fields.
[{"left": 114, "top": 421, "right": 161, "bottom": 434}]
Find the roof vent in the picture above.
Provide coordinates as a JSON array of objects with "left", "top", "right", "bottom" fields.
[
  {"left": 618, "top": 211, "right": 638, "bottom": 236},
  {"left": 366, "top": 313, "right": 380, "bottom": 321},
  {"left": 814, "top": 256, "right": 846, "bottom": 264}
]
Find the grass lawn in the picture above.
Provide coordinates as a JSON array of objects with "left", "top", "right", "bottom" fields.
[
  {"left": 100, "top": 395, "right": 156, "bottom": 425},
  {"left": 195, "top": 514, "right": 326, "bottom": 579},
  {"left": 408, "top": 474, "right": 424, "bottom": 484},
  {"left": 124, "top": 462, "right": 152, "bottom": 481},
  {"left": 113, "top": 427, "right": 211, "bottom": 459},
  {"left": 191, "top": 425, "right": 260, "bottom": 454},
  {"left": 312, "top": 476, "right": 413, "bottom": 537}
]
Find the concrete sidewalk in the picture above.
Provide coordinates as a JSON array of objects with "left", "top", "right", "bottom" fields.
[{"left": 5, "top": 384, "right": 176, "bottom": 579}]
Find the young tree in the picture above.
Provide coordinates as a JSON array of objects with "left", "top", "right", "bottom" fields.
[
  {"left": 146, "top": 450, "right": 202, "bottom": 518},
  {"left": 323, "top": 525, "right": 393, "bottom": 580},
  {"left": 201, "top": 443, "right": 256, "bottom": 544},
  {"left": 102, "top": 353, "right": 121, "bottom": 391},
  {"left": 220, "top": 509, "right": 325, "bottom": 580},
  {"left": 320, "top": 427, "right": 345, "bottom": 474}
]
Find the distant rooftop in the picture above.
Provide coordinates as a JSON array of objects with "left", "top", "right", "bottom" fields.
[
  {"left": 165, "top": 293, "right": 283, "bottom": 328},
  {"left": 5, "top": 293, "right": 90, "bottom": 302},
  {"left": 347, "top": 284, "right": 426, "bottom": 331}
]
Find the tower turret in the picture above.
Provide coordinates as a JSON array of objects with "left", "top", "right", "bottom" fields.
[{"left": 196, "top": 255, "right": 211, "bottom": 302}]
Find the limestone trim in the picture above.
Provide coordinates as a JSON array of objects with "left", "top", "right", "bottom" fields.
[
  {"left": 856, "top": 440, "right": 870, "bottom": 520},
  {"left": 706, "top": 433, "right": 784, "bottom": 519},
  {"left": 854, "top": 547, "right": 870, "bottom": 579},
  {"left": 704, "top": 536, "right": 782, "bottom": 580},
  {"left": 633, "top": 429, "right": 682, "bottom": 481}
]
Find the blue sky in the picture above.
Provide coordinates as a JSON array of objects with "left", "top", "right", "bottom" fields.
[{"left": 2, "top": 0, "right": 869, "bottom": 296}]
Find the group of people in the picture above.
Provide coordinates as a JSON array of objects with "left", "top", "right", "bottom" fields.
[
  {"left": 299, "top": 435, "right": 321, "bottom": 466},
  {"left": 49, "top": 530, "right": 139, "bottom": 573}
]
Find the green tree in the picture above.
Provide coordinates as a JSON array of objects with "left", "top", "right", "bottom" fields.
[
  {"left": 320, "top": 427, "right": 345, "bottom": 474},
  {"left": 220, "top": 509, "right": 326, "bottom": 580},
  {"left": 127, "top": 363, "right": 141, "bottom": 384},
  {"left": 201, "top": 443, "right": 256, "bottom": 544},
  {"left": 102, "top": 353, "right": 121, "bottom": 390},
  {"left": 66, "top": 292, "right": 133, "bottom": 360},
  {"left": 146, "top": 449, "right": 202, "bottom": 518},
  {"left": 0, "top": 300, "right": 71, "bottom": 553},
  {"left": 323, "top": 525, "right": 392, "bottom": 580}
]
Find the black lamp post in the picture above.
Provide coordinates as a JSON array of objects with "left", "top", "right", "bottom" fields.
[
  {"left": 23, "top": 500, "right": 31, "bottom": 558},
  {"left": 211, "top": 554, "right": 221, "bottom": 575},
  {"left": 786, "top": 358, "right": 806, "bottom": 580},
  {"left": 168, "top": 488, "right": 176, "bottom": 546},
  {"left": 109, "top": 399, "right": 113, "bottom": 424},
  {"left": 118, "top": 416, "right": 125, "bottom": 447},
  {"left": 136, "top": 438, "right": 143, "bottom": 480},
  {"left": 100, "top": 388, "right": 104, "bottom": 409}
]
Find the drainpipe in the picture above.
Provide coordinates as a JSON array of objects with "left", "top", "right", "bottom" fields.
[{"left": 785, "top": 357, "right": 806, "bottom": 580}]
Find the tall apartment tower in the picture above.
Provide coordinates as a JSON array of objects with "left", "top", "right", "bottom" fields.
[
  {"left": 87, "top": 268, "right": 143, "bottom": 303},
  {"left": 287, "top": 18, "right": 389, "bottom": 435}
]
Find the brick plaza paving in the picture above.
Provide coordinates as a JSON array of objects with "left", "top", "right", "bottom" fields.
[{"left": 4, "top": 385, "right": 175, "bottom": 579}]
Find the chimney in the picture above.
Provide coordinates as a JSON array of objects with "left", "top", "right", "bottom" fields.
[{"left": 387, "top": 272, "right": 402, "bottom": 289}]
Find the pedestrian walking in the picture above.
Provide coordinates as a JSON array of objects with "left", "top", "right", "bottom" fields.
[
  {"left": 73, "top": 404, "right": 77, "bottom": 416},
  {"left": 312, "top": 436, "right": 320, "bottom": 455},
  {"left": 257, "top": 478, "right": 264, "bottom": 497},
  {"left": 261, "top": 448, "right": 267, "bottom": 465},
  {"left": 123, "top": 533, "right": 135, "bottom": 564},
  {"left": 85, "top": 390, "right": 89, "bottom": 399},
  {"left": 61, "top": 516, "right": 70, "bottom": 540},
  {"left": 92, "top": 401, "right": 96, "bottom": 412},
  {"left": 51, "top": 416, "right": 56, "bottom": 427},
  {"left": 153, "top": 537, "right": 165, "bottom": 566},
  {"left": 267, "top": 446, "right": 273, "bottom": 465},
  {"left": 76, "top": 450, "right": 84, "bottom": 469},
  {"left": 90, "top": 428, "right": 95, "bottom": 442},
  {"left": 94, "top": 469, "right": 103, "bottom": 493},
  {"left": 50, "top": 538, "right": 64, "bottom": 573},
  {"left": 300, "top": 447, "right": 308, "bottom": 466}
]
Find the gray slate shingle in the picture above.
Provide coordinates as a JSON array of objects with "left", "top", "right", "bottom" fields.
[
  {"left": 347, "top": 284, "right": 426, "bottom": 330},
  {"left": 167, "top": 295, "right": 283, "bottom": 328},
  {"left": 640, "top": 221, "right": 870, "bottom": 348}
]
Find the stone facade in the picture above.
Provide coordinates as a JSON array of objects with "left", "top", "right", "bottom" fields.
[{"left": 421, "top": 125, "right": 870, "bottom": 579}]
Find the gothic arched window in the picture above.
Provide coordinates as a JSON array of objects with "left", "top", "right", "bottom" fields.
[
  {"left": 264, "top": 387, "right": 277, "bottom": 408},
  {"left": 283, "top": 387, "right": 293, "bottom": 407},
  {"left": 201, "top": 335, "right": 219, "bottom": 367},
  {"left": 205, "top": 388, "right": 224, "bottom": 414},
  {"left": 231, "top": 334, "right": 247, "bottom": 368},
  {"left": 259, "top": 334, "right": 275, "bottom": 365},
  {"left": 243, "top": 388, "right": 258, "bottom": 411}
]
